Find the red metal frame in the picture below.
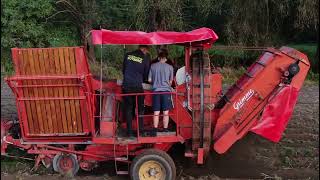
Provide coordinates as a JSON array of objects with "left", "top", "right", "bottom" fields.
[
  {"left": 5, "top": 74, "right": 92, "bottom": 138},
  {"left": 90, "top": 89, "right": 186, "bottom": 143},
  {"left": 1, "top": 42, "right": 310, "bottom": 176},
  {"left": 3, "top": 46, "right": 207, "bottom": 172}
]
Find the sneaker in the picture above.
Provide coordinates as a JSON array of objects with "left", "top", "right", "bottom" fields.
[
  {"left": 150, "top": 128, "right": 157, "bottom": 137},
  {"left": 163, "top": 128, "right": 170, "bottom": 133},
  {"left": 139, "top": 129, "right": 144, "bottom": 135},
  {"left": 127, "top": 136, "right": 135, "bottom": 140},
  {"left": 140, "top": 131, "right": 148, "bottom": 137},
  {"left": 127, "top": 132, "right": 134, "bottom": 137}
]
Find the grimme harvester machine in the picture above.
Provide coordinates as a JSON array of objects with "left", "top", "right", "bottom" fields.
[{"left": 1, "top": 28, "right": 310, "bottom": 180}]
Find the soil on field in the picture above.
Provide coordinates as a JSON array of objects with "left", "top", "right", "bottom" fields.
[{"left": 1, "top": 78, "right": 319, "bottom": 180}]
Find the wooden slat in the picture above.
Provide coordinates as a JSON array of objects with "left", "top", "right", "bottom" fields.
[
  {"left": 19, "top": 50, "right": 35, "bottom": 134},
  {"left": 59, "top": 48, "right": 73, "bottom": 133},
  {"left": 12, "top": 49, "right": 29, "bottom": 136},
  {"left": 32, "top": 50, "right": 46, "bottom": 134},
  {"left": 54, "top": 49, "right": 69, "bottom": 133},
  {"left": 64, "top": 48, "right": 78, "bottom": 133},
  {"left": 37, "top": 49, "right": 50, "bottom": 133},
  {"left": 69, "top": 48, "right": 83, "bottom": 132},
  {"left": 43, "top": 49, "right": 57, "bottom": 133},
  {"left": 21, "top": 50, "right": 37, "bottom": 134},
  {"left": 75, "top": 48, "right": 90, "bottom": 133},
  {"left": 49, "top": 49, "right": 63, "bottom": 133},
  {"left": 27, "top": 50, "right": 41, "bottom": 134}
]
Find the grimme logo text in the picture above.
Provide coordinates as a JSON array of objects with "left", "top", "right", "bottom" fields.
[{"left": 233, "top": 89, "right": 255, "bottom": 111}]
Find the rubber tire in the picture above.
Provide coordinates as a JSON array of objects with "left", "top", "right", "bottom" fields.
[
  {"left": 53, "top": 154, "right": 79, "bottom": 177},
  {"left": 130, "top": 149, "right": 176, "bottom": 180}
]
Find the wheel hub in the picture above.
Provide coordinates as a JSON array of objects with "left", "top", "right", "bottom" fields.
[
  {"left": 53, "top": 153, "right": 79, "bottom": 176},
  {"left": 59, "top": 156, "right": 74, "bottom": 171},
  {"left": 148, "top": 168, "right": 158, "bottom": 176},
  {"left": 139, "top": 160, "right": 166, "bottom": 180}
]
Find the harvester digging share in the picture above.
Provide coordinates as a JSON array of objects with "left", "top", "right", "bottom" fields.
[{"left": 1, "top": 28, "right": 310, "bottom": 180}]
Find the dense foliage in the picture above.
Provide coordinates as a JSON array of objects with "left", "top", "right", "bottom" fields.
[{"left": 1, "top": 0, "right": 318, "bottom": 79}]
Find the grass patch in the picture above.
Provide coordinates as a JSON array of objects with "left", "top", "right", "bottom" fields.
[
  {"left": 286, "top": 43, "right": 318, "bottom": 74},
  {"left": 1, "top": 146, "right": 34, "bottom": 174},
  {"left": 1, "top": 58, "right": 14, "bottom": 76},
  {"left": 89, "top": 60, "right": 122, "bottom": 80},
  {"left": 1, "top": 145, "right": 53, "bottom": 175},
  {"left": 218, "top": 66, "right": 246, "bottom": 84},
  {"left": 1, "top": 157, "right": 32, "bottom": 174},
  {"left": 306, "top": 71, "right": 319, "bottom": 83},
  {"left": 287, "top": 43, "right": 317, "bottom": 56}
]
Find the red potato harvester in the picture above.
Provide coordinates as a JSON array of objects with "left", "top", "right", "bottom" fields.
[{"left": 1, "top": 27, "right": 310, "bottom": 180}]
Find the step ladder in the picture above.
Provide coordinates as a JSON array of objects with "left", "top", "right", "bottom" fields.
[{"left": 113, "top": 143, "right": 129, "bottom": 175}]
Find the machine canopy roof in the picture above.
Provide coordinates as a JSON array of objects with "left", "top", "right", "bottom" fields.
[{"left": 91, "top": 27, "right": 218, "bottom": 46}]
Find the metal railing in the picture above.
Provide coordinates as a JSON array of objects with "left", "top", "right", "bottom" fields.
[{"left": 92, "top": 90, "right": 179, "bottom": 141}]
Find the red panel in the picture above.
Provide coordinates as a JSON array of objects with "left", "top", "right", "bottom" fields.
[
  {"left": 100, "top": 121, "right": 114, "bottom": 137},
  {"left": 9, "top": 49, "right": 30, "bottom": 138},
  {"left": 197, "top": 148, "right": 204, "bottom": 164},
  {"left": 75, "top": 47, "right": 90, "bottom": 75},
  {"left": 250, "top": 85, "right": 299, "bottom": 142}
]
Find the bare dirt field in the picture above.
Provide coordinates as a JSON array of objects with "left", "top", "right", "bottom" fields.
[{"left": 1, "top": 79, "right": 319, "bottom": 180}]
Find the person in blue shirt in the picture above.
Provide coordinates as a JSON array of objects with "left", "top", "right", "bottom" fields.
[
  {"left": 122, "top": 45, "right": 150, "bottom": 138},
  {"left": 148, "top": 48, "right": 174, "bottom": 136}
]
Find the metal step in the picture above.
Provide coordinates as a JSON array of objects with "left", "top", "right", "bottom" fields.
[
  {"left": 115, "top": 157, "right": 128, "bottom": 161},
  {"left": 157, "top": 131, "right": 176, "bottom": 136},
  {"left": 192, "top": 106, "right": 213, "bottom": 111},
  {"left": 191, "top": 94, "right": 212, "bottom": 98},
  {"left": 114, "top": 142, "right": 129, "bottom": 175},
  {"left": 193, "top": 84, "right": 211, "bottom": 88},
  {"left": 116, "top": 171, "right": 129, "bottom": 175}
]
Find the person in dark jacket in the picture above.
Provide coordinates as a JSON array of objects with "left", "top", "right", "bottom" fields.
[{"left": 122, "top": 45, "right": 150, "bottom": 138}]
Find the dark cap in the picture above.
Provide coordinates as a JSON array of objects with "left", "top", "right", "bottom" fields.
[{"left": 158, "top": 48, "right": 168, "bottom": 58}]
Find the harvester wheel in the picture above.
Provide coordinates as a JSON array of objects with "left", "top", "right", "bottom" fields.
[
  {"left": 53, "top": 153, "right": 79, "bottom": 177},
  {"left": 130, "top": 149, "right": 176, "bottom": 180}
]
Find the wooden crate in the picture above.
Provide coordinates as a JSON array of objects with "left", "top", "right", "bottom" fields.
[{"left": 11, "top": 47, "right": 90, "bottom": 136}]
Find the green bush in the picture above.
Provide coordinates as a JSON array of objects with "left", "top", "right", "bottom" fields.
[{"left": 92, "top": 45, "right": 186, "bottom": 80}]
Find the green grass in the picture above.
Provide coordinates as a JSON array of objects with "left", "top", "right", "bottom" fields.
[
  {"left": 286, "top": 43, "right": 317, "bottom": 55},
  {"left": 218, "top": 67, "right": 246, "bottom": 84},
  {"left": 208, "top": 47, "right": 247, "bottom": 58},
  {"left": 1, "top": 58, "right": 14, "bottom": 76},
  {"left": 288, "top": 43, "right": 318, "bottom": 82},
  {"left": 1, "top": 146, "right": 34, "bottom": 174},
  {"left": 286, "top": 43, "right": 318, "bottom": 73}
]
